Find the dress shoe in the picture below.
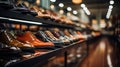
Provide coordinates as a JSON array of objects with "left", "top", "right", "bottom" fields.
[
  {"left": 31, "top": 6, "right": 51, "bottom": 19},
  {"left": 64, "top": 30, "right": 77, "bottom": 42},
  {"left": 17, "top": 31, "right": 54, "bottom": 47},
  {"left": 0, "top": 30, "right": 33, "bottom": 48},
  {"left": 44, "top": 31, "right": 58, "bottom": 41},
  {"left": 51, "top": 31, "right": 70, "bottom": 45},
  {"left": 44, "top": 31, "right": 65, "bottom": 44},
  {"left": 36, "top": 31, "right": 64, "bottom": 47},
  {"left": 58, "top": 31, "right": 73, "bottom": 43},
  {"left": 68, "top": 30, "right": 80, "bottom": 41},
  {"left": 9, "top": 1, "right": 37, "bottom": 16}
]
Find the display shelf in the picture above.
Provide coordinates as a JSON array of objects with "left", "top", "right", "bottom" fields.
[
  {"left": 0, "top": 8, "right": 77, "bottom": 29},
  {"left": 6, "top": 40, "right": 85, "bottom": 67}
]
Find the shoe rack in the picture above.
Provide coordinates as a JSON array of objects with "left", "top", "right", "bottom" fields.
[
  {"left": 0, "top": 2, "right": 101, "bottom": 67},
  {"left": 0, "top": 8, "right": 79, "bottom": 30}
]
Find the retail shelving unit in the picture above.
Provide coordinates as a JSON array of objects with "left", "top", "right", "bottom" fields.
[{"left": 0, "top": 7, "right": 99, "bottom": 67}]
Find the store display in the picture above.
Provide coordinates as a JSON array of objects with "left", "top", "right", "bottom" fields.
[
  {"left": 17, "top": 31, "right": 54, "bottom": 47},
  {"left": 0, "top": 30, "right": 33, "bottom": 48},
  {"left": 36, "top": 31, "right": 65, "bottom": 47},
  {"left": 0, "top": 0, "right": 104, "bottom": 67}
]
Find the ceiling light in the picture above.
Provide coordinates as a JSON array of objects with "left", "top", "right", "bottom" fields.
[
  {"left": 81, "top": 4, "right": 90, "bottom": 15},
  {"left": 50, "top": 5, "right": 54, "bottom": 9},
  {"left": 36, "top": 0, "right": 40, "bottom": 5},
  {"left": 109, "top": 5, "right": 113, "bottom": 9},
  {"left": 81, "top": 4, "right": 85, "bottom": 8},
  {"left": 73, "top": 10, "right": 78, "bottom": 14},
  {"left": 50, "top": 0, "right": 56, "bottom": 2},
  {"left": 67, "top": 12, "right": 71, "bottom": 16},
  {"left": 85, "top": 9, "right": 90, "bottom": 15},
  {"left": 67, "top": 7, "right": 72, "bottom": 11},
  {"left": 106, "top": 10, "right": 112, "bottom": 19},
  {"left": 110, "top": 0, "right": 114, "bottom": 5},
  {"left": 72, "top": 0, "right": 82, "bottom": 4},
  {"left": 106, "top": 5, "right": 113, "bottom": 19},
  {"left": 59, "top": 10, "right": 64, "bottom": 14},
  {"left": 59, "top": 3, "right": 64, "bottom": 7}
]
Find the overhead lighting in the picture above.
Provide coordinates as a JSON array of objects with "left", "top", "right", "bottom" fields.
[
  {"left": 81, "top": 4, "right": 85, "bottom": 8},
  {"left": 36, "top": 0, "right": 40, "bottom": 5},
  {"left": 81, "top": 4, "right": 90, "bottom": 15},
  {"left": 106, "top": 10, "right": 112, "bottom": 19},
  {"left": 59, "top": 10, "right": 64, "bottom": 14},
  {"left": 72, "top": 0, "right": 82, "bottom": 4},
  {"left": 73, "top": 10, "right": 78, "bottom": 15},
  {"left": 106, "top": 5, "right": 113, "bottom": 19},
  {"left": 59, "top": 3, "right": 64, "bottom": 8},
  {"left": 110, "top": 0, "right": 114, "bottom": 5},
  {"left": 50, "top": 0, "right": 56, "bottom": 2},
  {"left": 67, "top": 12, "right": 71, "bottom": 16},
  {"left": 50, "top": 5, "right": 55, "bottom": 9},
  {"left": 109, "top": 5, "right": 113, "bottom": 9},
  {"left": 67, "top": 7, "right": 72, "bottom": 11}
]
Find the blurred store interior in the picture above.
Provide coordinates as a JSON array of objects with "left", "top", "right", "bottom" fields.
[{"left": 0, "top": 0, "right": 120, "bottom": 67}]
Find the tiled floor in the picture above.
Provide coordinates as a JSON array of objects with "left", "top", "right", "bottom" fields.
[{"left": 79, "top": 36, "right": 120, "bottom": 67}]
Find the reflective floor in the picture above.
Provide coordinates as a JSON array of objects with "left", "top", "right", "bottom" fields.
[{"left": 79, "top": 36, "right": 120, "bottom": 67}]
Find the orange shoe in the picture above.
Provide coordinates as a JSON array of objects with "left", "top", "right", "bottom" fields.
[
  {"left": 17, "top": 31, "right": 54, "bottom": 47},
  {"left": 0, "top": 30, "right": 33, "bottom": 48}
]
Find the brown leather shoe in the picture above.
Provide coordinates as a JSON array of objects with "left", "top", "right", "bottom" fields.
[
  {"left": 44, "top": 31, "right": 58, "bottom": 41},
  {"left": 51, "top": 31, "right": 70, "bottom": 45},
  {"left": 31, "top": 6, "right": 51, "bottom": 19},
  {"left": 64, "top": 29, "right": 76, "bottom": 41},
  {"left": 17, "top": 31, "right": 54, "bottom": 47},
  {"left": 0, "top": 30, "right": 33, "bottom": 48}
]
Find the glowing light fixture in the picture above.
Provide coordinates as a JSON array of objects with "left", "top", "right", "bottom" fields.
[
  {"left": 109, "top": 5, "right": 113, "bottom": 9},
  {"left": 50, "top": 5, "right": 55, "bottom": 9},
  {"left": 59, "top": 3, "right": 64, "bottom": 8},
  {"left": 36, "top": 0, "right": 40, "bottom": 5},
  {"left": 81, "top": 4, "right": 85, "bottom": 8},
  {"left": 72, "top": 0, "right": 82, "bottom": 4},
  {"left": 50, "top": 0, "right": 56, "bottom": 2},
  {"left": 80, "top": 4, "right": 90, "bottom": 15},
  {"left": 67, "top": 7, "right": 72, "bottom": 11},
  {"left": 110, "top": 0, "right": 114, "bottom": 5},
  {"left": 59, "top": 10, "right": 64, "bottom": 14},
  {"left": 106, "top": 5, "right": 113, "bottom": 19},
  {"left": 73, "top": 10, "right": 78, "bottom": 15},
  {"left": 67, "top": 12, "right": 71, "bottom": 16}
]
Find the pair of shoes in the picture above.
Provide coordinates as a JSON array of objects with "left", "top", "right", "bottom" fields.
[
  {"left": 0, "top": 30, "right": 33, "bottom": 48},
  {"left": 31, "top": 6, "right": 51, "bottom": 19},
  {"left": 59, "top": 31, "right": 74, "bottom": 43},
  {"left": 68, "top": 30, "right": 81, "bottom": 41},
  {"left": 17, "top": 31, "right": 54, "bottom": 47},
  {"left": 64, "top": 29, "right": 77, "bottom": 42},
  {"left": 51, "top": 31, "right": 71, "bottom": 45},
  {"left": 0, "top": 30, "right": 35, "bottom": 54},
  {"left": 36, "top": 31, "right": 64, "bottom": 47}
]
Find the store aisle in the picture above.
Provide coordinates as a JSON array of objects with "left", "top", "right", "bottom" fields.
[{"left": 78, "top": 37, "right": 119, "bottom": 67}]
